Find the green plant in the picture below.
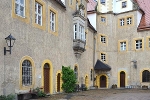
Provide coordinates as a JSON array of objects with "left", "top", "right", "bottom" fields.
[
  {"left": 0, "top": 94, "right": 15, "bottom": 100},
  {"left": 62, "top": 66, "right": 77, "bottom": 93},
  {"left": 33, "top": 87, "right": 46, "bottom": 97}
]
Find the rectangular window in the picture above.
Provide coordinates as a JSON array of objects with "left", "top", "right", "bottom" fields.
[
  {"left": 100, "top": 0, "right": 105, "bottom": 4},
  {"left": 101, "top": 17, "right": 106, "bottom": 22},
  {"left": 120, "top": 42, "right": 126, "bottom": 51},
  {"left": 127, "top": 17, "right": 132, "bottom": 25},
  {"left": 101, "top": 36, "right": 106, "bottom": 43},
  {"left": 15, "top": 0, "right": 25, "bottom": 17},
  {"left": 50, "top": 11, "right": 55, "bottom": 32},
  {"left": 101, "top": 53, "right": 106, "bottom": 62},
  {"left": 122, "top": 1, "right": 127, "bottom": 8},
  {"left": 35, "top": 2, "right": 42, "bottom": 25},
  {"left": 120, "top": 19, "right": 125, "bottom": 26},
  {"left": 135, "top": 39, "right": 142, "bottom": 49},
  {"left": 74, "top": 24, "right": 77, "bottom": 39}
]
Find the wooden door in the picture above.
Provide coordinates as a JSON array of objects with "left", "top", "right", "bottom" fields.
[
  {"left": 100, "top": 75, "right": 106, "bottom": 87},
  {"left": 120, "top": 71, "right": 125, "bottom": 87},
  {"left": 57, "top": 73, "right": 61, "bottom": 92},
  {"left": 44, "top": 63, "right": 50, "bottom": 93}
]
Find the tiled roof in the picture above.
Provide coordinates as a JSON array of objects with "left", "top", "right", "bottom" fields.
[
  {"left": 87, "top": 0, "right": 97, "bottom": 12},
  {"left": 135, "top": 0, "right": 150, "bottom": 30}
]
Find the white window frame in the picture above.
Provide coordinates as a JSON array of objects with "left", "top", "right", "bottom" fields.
[
  {"left": 101, "top": 36, "right": 106, "bottom": 43},
  {"left": 135, "top": 39, "right": 142, "bottom": 49},
  {"left": 127, "top": 17, "right": 132, "bottom": 25},
  {"left": 101, "top": 53, "right": 106, "bottom": 62},
  {"left": 35, "top": 2, "right": 42, "bottom": 25},
  {"left": 50, "top": 11, "right": 55, "bottom": 32},
  {"left": 120, "top": 42, "right": 126, "bottom": 51},
  {"left": 15, "top": 0, "right": 25, "bottom": 17},
  {"left": 120, "top": 19, "right": 125, "bottom": 26}
]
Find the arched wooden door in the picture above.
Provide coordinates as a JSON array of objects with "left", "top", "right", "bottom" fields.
[
  {"left": 120, "top": 71, "right": 125, "bottom": 87},
  {"left": 44, "top": 63, "right": 50, "bottom": 93},
  {"left": 57, "top": 73, "right": 61, "bottom": 92},
  {"left": 100, "top": 75, "right": 106, "bottom": 87}
]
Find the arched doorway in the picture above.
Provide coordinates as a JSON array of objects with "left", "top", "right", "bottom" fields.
[
  {"left": 120, "top": 71, "right": 125, "bottom": 87},
  {"left": 57, "top": 73, "right": 61, "bottom": 92},
  {"left": 44, "top": 63, "right": 50, "bottom": 93},
  {"left": 100, "top": 75, "right": 106, "bottom": 87}
]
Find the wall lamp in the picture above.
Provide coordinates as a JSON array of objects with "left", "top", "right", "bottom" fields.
[{"left": 4, "top": 34, "right": 16, "bottom": 55}]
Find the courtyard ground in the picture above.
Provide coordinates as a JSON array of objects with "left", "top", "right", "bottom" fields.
[{"left": 33, "top": 89, "right": 150, "bottom": 100}]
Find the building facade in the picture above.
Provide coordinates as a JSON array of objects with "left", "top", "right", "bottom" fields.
[{"left": 0, "top": 0, "right": 97, "bottom": 95}]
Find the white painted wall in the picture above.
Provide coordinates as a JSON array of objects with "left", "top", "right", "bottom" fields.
[
  {"left": 113, "top": 0, "right": 133, "bottom": 13},
  {"left": 137, "top": 11, "right": 142, "bottom": 27},
  {"left": 87, "top": 13, "right": 97, "bottom": 29}
]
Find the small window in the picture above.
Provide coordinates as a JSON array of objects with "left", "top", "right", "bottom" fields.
[
  {"left": 120, "top": 42, "right": 126, "bottom": 51},
  {"left": 127, "top": 17, "right": 132, "bottom": 25},
  {"left": 15, "top": 0, "right": 25, "bottom": 17},
  {"left": 22, "top": 60, "right": 32, "bottom": 86},
  {"left": 120, "top": 18, "right": 125, "bottom": 26},
  {"left": 101, "top": 35, "right": 106, "bottom": 43},
  {"left": 101, "top": 17, "right": 106, "bottom": 22},
  {"left": 122, "top": 1, "right": 127, "bottom": 8},
  {"left": 101, "top": 53, "right": 106, "bottom": 62},
  {"left": 100, "top": 0, "right": 105, "bottom": 4},
  {"left": 135, "top": 39, "right": 142, "bottom": 50},
  {"left": 35, "top": 2, "right": 42, "bottom": 25},
  {"left": 50, "top": 11, "right": 55, "bottom": 32}
]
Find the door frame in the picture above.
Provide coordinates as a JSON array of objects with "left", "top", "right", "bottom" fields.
[
  {"left": 118, "top": 70, "right": 127, "bottom": 88},
  {"left": 42, "top": 59, "right": 53, "bottom": 94}
]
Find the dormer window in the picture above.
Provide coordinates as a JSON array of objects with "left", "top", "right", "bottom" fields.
[
  {"left": 122, "top": 1, "right": 127, "bottom": 8},
  {"left": 100, "top": 0, "right": 105, "bottom": 5}
]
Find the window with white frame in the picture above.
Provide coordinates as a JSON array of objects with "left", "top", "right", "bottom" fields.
[
  {"left": 50, "top": 11, "right": 55, "bottom": 32},
  {"left": 135, "top": 39, "right": 142, "bottom": 49},
  {"left": 35, "top": 2, "right": 42, "bottom": 25},
  {"left": 101, "top": 53, "right": 106, "bottom": 62},
  {"left": 101, "top": 17, "right": 106, "bottom": 22},
  {"left": 101, "top": 35, "right": 106, "bottom": 43},
  {"left": 120, "top": 42, "right": 126, "bottom": 51},
  {"left": 122, "top": 1, "right": 127, "bottom": 8},
  {"left": 127, "top": 17, "right": 132, "bottom": 25},
  {"left": 100, "top": 0, "right": 105, "bottom": 4},
  {"left": 74, "top": 24, "right": 77, "bottom": 39},
  {"left": 15, "top": 0, "right": 25, "bottom": 17},
  {"left": 120, "top": 18, "right": 125, "bottom": 26},
  {"left": 22, "top": 60, "right": 32, "bottom": 86}
]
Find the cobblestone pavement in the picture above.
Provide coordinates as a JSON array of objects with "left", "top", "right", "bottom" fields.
[{"left": 35, "top": 89, "right": 150, "bottom": 100}]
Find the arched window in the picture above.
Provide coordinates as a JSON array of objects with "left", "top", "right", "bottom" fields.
[
  {"left": 74, "top": 66, "right": 78, "bottom": 79},
  {"left": 90, "top": 69, "right": 93, "bottom": 81},
  {"left": 22, "top": 60, "right": 32, "bottom": 86},
  {"left": 142, "top": 70, "right": 150, "bottom": 82}
]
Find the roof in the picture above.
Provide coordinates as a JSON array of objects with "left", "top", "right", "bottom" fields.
[
  {"left": 135, "top": 0, "right": 150, "bottom": 31},
  {"left": 87, "top": 0, "right": 97, "bottom": 12},
  {"left": 54, "top": 0, "right": 66, "bottom": 9},
  {"left": 94, "top": 59, "right": 111, "bottom": 71},
  {"left": 87, "top": 18, "right": 97, "bottom": 32}
]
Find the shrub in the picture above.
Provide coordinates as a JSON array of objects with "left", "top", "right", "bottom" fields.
[
  {"left": 62, "top": 66, "right": 76, "bottom": 93},
  {"left": 0, "top": 94, "right": 15, "bottom": 100}
]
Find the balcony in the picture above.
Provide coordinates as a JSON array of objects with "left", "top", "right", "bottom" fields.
[{"left": 73, "top": 39, "right": 86, "bottom": 54}]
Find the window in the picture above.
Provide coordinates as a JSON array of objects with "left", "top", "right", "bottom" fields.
[
  {"left": 122, "top": 1, "right": 127, "bottom": 8},
  {"left": 101, "top": 17, "right": 106, "bottom": 22},
  {"left": 101, "top": 53, "right": 106, "bottom": 62},
  {"left": 120, "top": 18, "right": 125, "bottom": 26},
  {"left": 135, "top": 39, "right": 142, "bottom": 50},
  {"left": 120, "top": 42, "right": 126, "bottom": 51},
  {"left": 127, "top": 17, "right": 132, "bottom": 25},
  {"left": 100, "top": 0, "right": 105, "bottom": 4},
  {"left": 101, "top": 35, "right": 106, "bottom": 43},
  {"left": 74, "top": 66, "right": 78, "bottom": 79},
  {"left": 15, "top": 0, "right": 25, "bottom": 17},
  {"left": 50, "top": 11, "right": 55, "bottom": 32},
  {"left": 142, "top": 70, "right": 150, "bottom": 82},
  {"left": 35, "top": 2, "right": 42, "bottom": 25},
  {"left": 22, "top": 60, "right": 32, "bottom": 86}
]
